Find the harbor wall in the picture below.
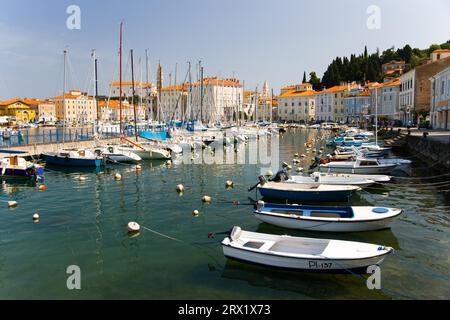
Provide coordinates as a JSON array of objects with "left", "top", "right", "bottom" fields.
[{"left": 405, "top": 135, "right": 450, "bottom": 171}]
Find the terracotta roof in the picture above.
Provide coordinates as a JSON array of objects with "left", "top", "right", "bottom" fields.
[
  {"left": 357, "top": 91, "right": 371, "bottom": 97},
  {"left": 433, "top": 49, "right": 450, "bottom": 53},
  {"left": 0, "top": 98, "right": 50, "bottom": 106},
  {"left": 97, "top": 100, "right": 132, "bottom": 109},
  {"left": 160, "top": 84, "right": 189, "bottom": 92},
  {"left": 279, "top": 90, "right": 317, "bottom": 98}
]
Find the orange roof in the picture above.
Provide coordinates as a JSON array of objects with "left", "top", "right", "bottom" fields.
[
  {"left": 191, "top": 77, "right": 242, "bottom": 87},
  {"left": 111, "top": 81, "right": 153, "bottom": 87},
  {"left": 433, "top": 49, "right": 450, "bottom": 53},
  {"left": 0, "top": 98, "right": 52, "bottom": 106},
  {"left": 160, "top": 84, "right": 189, "bottom": 92},
  {"left": 97, "top": 100, "right": 132, "bottom": 109},
  {"left": 279, "top": 90, "right": 316, "bottom": 98},
  {"left": 383, "top": 79, "right": 401, "bottom": 88},
  {"left": 357, "top": 91, "right": 371, "bottom": 97}
]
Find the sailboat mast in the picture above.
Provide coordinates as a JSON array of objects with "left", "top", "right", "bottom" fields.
[
  {"left": 62, "top": 49, "right": 67, "bottom": 143},
  {"left": 131, "top": 49, "right": 138, "bottom": 141},
  {"left": 271, "top": 88, "right": 274, "bottom": 124},
  {"left": 375, "top": 87, "right": 378, "bottom": 146},
  {"left": 93, "top": 50, "right": 99, "bottom": 123},
  {"left": 199, "top": 61, "right": 203, "bottom": 123},
  {"left": 119, "top": 21, "right": 123, "bottom": 136}
]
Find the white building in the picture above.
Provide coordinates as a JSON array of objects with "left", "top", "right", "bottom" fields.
[
  {"left": 50, "top": 90, "right": 97, "bottom": 124},
  {"left": 277, "top": 83, "right": 316, "bottom": 123},
  {"left": 380, "top": 79, "right": 401, "bottom": 120},
  {"left": 159, "top": 84, "right": 188, "bottom": 121},
  {"left": 430, "top": 67, "right": 450, "bottom": 130},
  {"left": 110, "top": 81, "right": 156, "bottom": 99},
  {"left": 316, "top": 84, "right": 354, "bottom": 123},
  {"left": 399, "top": 70, "right": 415, "bottom": 124}
]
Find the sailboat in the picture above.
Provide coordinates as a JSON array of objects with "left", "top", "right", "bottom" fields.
[{"left": 42, "top": 49, "right": 105, "bottom": 168}]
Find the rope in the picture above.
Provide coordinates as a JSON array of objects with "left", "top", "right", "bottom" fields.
[{"left": 140, "top": 225, "right": 182, "bottom": 242}]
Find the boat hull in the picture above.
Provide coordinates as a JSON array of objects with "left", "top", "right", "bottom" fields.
[
  {"left": 319, "top": 165, "right": 397, "bottom": 174},
  {"left": 253, "top": 212, "right": 399, "bottom": 232},
  {"left": 258, "top": 187, "right": 355, "bottom": 202},
  {"left": 223, "top": 245, "right": 389, "bottom": 273},
  {"left": 42, "top": 154, "right": 103, "bottom": 167}
]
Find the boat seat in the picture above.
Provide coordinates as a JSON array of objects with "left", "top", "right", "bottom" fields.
[
  {"left": 271, "top": 210, "right": 303, "bottom": 216},
  {"left": 310, "top": 212, "right": 342, "bottom": 218}
]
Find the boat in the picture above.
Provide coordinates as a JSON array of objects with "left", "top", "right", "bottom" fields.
[
  {"left": 95, "top": 145, "right": 142, "bottom": 163},
  {"left": 41, "top": 149, "right": 105, "bottom": 167},
  {"left": 0, "top": 156, "right": 45, "bottom": 181},
  {"left": 288, "top": 172, "right": 375, "bottom": 187},
  {"left": 319, "top": 157, "right": 405, "bottom": 174},
  {"left": 312, "top": 172, "right": 391, "bottom": 183},
  {"left": 257, "top": 180, "right": 361, "bottom": 202},
  {"left": 253, "top": 201, "right": 403, "bottom": 232},
  {"left": 118, "top": 143, "right": 171, "bottom": 160},
  {"left": 222, "top": 226, "right": 393, "bottom": 273}
]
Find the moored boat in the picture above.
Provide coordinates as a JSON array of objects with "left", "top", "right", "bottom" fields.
[
  {"left": 257, "top": 180, "right": 361, "bottom": 202},
  {"left": 42, "top": 149, "right": 105, "bottom": 167},
  {"left": 288, "top": 172, "right": 375, "bottom": 187},
  {"left": 253, "top": 201, "right": 403, "bottom": 232},
  {"left": 222, "top": 226, "right": 393, "bottom": 273},
  {"left": 0, "top": 156, "right": 45, "bottom": 181}
]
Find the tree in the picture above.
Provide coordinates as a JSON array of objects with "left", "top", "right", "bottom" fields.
[
  {"left": 308, "top": 72, "right": 321, "bottom": 91},
  {"left": 302, "top": 72, "right": 307, "bottom": 83},
  {"left": 364, "top": 46, "right": 368, "bottom": 60},
  {"left": 428, "top": 44, "right": 441, "bottom": 54}
]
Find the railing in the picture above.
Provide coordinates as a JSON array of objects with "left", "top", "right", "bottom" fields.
[{"left": 0, "top": 124, "right": 168, "bottom": 147}]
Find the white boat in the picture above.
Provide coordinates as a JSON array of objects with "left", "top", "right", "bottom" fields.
[
  {"left": 313, "top": 172, "right": 391, "bottom": 183},
  {"left": 96, "top": 145, "right": 142, "bottom": 163},
  {"left": 254, "top": 201, "right": 403, "bottom": 232},
  {"left": 258, "top": 181, "right": 361, "bottom": 202},
  {"left": 222, "top": 226, "right": 393, "bottom": 273},
  {"left": 288, "top": 172, "right": 375, "bottom": 187},
  {"left": 319, "top": 157, "right": 401, "bottom": 174},
  {"left": 117, "top": 144, "right": 171, "bottom": 160}
]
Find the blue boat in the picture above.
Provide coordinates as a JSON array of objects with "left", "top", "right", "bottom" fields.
[
  {"left": 41, "top": 149, "right": 104, "bottom": 167},
  {"left": 257, "top": 181, "right": 361, "bottom": 202},
  {"left": 0, "top": 156, "right": 45, "bottom": 182}
]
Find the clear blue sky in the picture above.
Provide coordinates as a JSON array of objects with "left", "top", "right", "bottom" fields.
[{"left": 0, "top": 0, "right": 449, "bottom": 99}]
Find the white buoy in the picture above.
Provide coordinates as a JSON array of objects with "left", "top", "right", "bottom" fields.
[
  {"left": 192, "top": 210, "right": 200, "bottom": 217},
  {"left": 176, "top": 184, "right": 185, "bottom": 192},
  {"left": 8, "top": 201, "right": 18, "bottom": 208},
  {"left": 287, "top": 165, "right": 292, "bottom": 171},
  {"left": 127, "top": 222, "right": 141, "bottom": 233},
  {"left": 32, "top": 213, "right": 40, "bottom": 221},
  {"left": 282, "top": 162, "right": 288, "bottom": 168},
  {"left": 300, "top": 154, "right": 306, "bottom": 158},
  {"left": 136, "top": 165, "right": 142, "bottom": 171},
  {"left": 294, "top": 153, "right": 299, "bottom": 158},
  {"left": 296, "top": 167, "right": 304, "bottom": 173},
  {"left": 79, "top": 176, "right": 87, "bottom": 182},
  {"left": 166, "top": 160, "right": 172, "bottom": 166},
  {"left": 226, "top": 180, "right": 234, "bottom": 188},
  {"left": 202, "top": 195, "right": 212, "bottom": 203},
  {"left": 114, "top": 173, "right": 122, "bottom": 181}
]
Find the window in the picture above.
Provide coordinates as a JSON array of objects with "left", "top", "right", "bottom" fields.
[{"left": 441, "top": 81, "right": 445, "bottom": 95}]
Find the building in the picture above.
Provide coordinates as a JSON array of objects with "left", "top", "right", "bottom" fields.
[
  {"left": 49, "top": 90, "right": 97, "bottom": 124},
  {"left": 382, "top": 60, "right": 406, "bottom": 75},
  {"left": 29, "top": 100, "right": 56, "bottom": 123},
  {"left": 399, "top": 55, "right": 450, "bottom": 123},
  {"left": 344, "top": 89, "right": 371, "bottom": 124},
  {"left": 430, "top": 67, "right": 450, "bottom": 130},
  {"left": 159, "top": 84, "right": 188, "bottom": 121},
  {"left": 380, "top": 79, "right": 401, "bottom": 120},
  {"left": 256, "top": 96, "right": 278, "bottom": 122},
  {"left": 430, "top": 49, "right": 450, "bottom": 62},
  {"left": 316, "top": 84, "right": 356, "bottom": 123},
  {"left": 277, "top": 83, "right": 316, "bottom": 123},
  {"left": 399, "top": 70, "right": 415, "bottom": 124},
  {"left": 97, "top": 99, "right": 145, "bottom": 122},
  {"left": 110, "top": 81, "right": 156, "bottom": 99},
  {"left": 0, "top": 98, "right": 37, "bottom": 122}
]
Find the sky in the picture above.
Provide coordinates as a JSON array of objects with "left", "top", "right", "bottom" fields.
[{"left": 0, "top": 0, "right": 449, "bottom": 100}]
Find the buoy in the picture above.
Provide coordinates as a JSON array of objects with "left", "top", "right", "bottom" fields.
[
  {"left": 38, "top": 185, "right": 47, "bottom": 191},
  {"left": 192, "top": 210, "right": 200, "bottom": 217},
  {"left": 114, "top": 173, "right": 122, "bottom": 181},
  {"left": 176, "top": 184, "right": 185, "bottom": 193},
  {"left": 300, "top": 154, "right": 306, "bottom": 158},
  {"left": 296, "top": 167, "right": 304, "bottom": 173},
  {"left": 294, "top": 153, "right": 299, "bottom": 158},
  {"left": 226, "top": 180, "right": 234, "bottom": 188},
  {"left": 282, "top": 162, "right": 288, "bottom": 168},
  {"left": 202, "top": 195, "right": 212, "bottom": 203},
  {"left": 136, "top": 165, "right": 142, "bottom": 171},
  {"left": 32, "top": 213, "right": 40, "bottom": 221},
  {"left": 287, "top": 165, "right": 292, "bottom": 171},
  {"left": 127, "top": 222, "right": 141, "bottom": 233},
  {"left": 79, "top": 176, "right": 87, "bottom": 182},
  {"left": 8, "top": 201, "right": 18, "bottom": 208},
  {"left": 166, "top": 160, "right": 172, "bottom": 166},
  {"left": 265, "top": 170, "right": 273, "bottom": 177}
]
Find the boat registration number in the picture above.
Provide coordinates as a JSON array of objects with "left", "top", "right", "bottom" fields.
[{"left": 308, "top": 261, "right": 333, "bottom": 269}]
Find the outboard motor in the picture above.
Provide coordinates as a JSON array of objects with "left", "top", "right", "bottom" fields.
[
  {"left": 272, "top": 169, "right": 290, "bottom": 182},
  {"left": 258, "top": 175, "right": 267, "bottom": 185},
  {"left": 309, "top": 156, "right": 321, "bottom": 171}
]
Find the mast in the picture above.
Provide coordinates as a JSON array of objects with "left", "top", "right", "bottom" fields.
[
  {"left": 271, "top": 88, "right": 274, "bottom": 124},
  {"left": 62, "top": 49, "right": 67, "bottom": 143},
  {"left": 188, "top": 61, "right": 192, "bottom": 121},
  {"left": 131, "top": 49, "right": 138, "bottom": 141},
  {"left": 375, "top": 87, "right": 378, "bottom": 146},
  {"left": 119, "top": 21, "right": 123, "bottom": 136},
  {"left": 93, "top": 50, "right": 99, "bottom": 123},
  {"left": 254, "top": 86, "right": 258, "bottom": 124},
  {"left": 199, "top": 61, "right": 203, "bottom": 123},
  {"left": 145, "top": 49, "right": 151, "bottom": 122}
]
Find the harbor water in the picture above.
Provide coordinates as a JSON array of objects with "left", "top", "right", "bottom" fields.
[{"left": 0, "top": 129, "right": 449, "bottom": 299}]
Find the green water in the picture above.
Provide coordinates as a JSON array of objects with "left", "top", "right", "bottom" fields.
[{"left": 0, "top": 130, "right": 449, "bottom": 299}]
